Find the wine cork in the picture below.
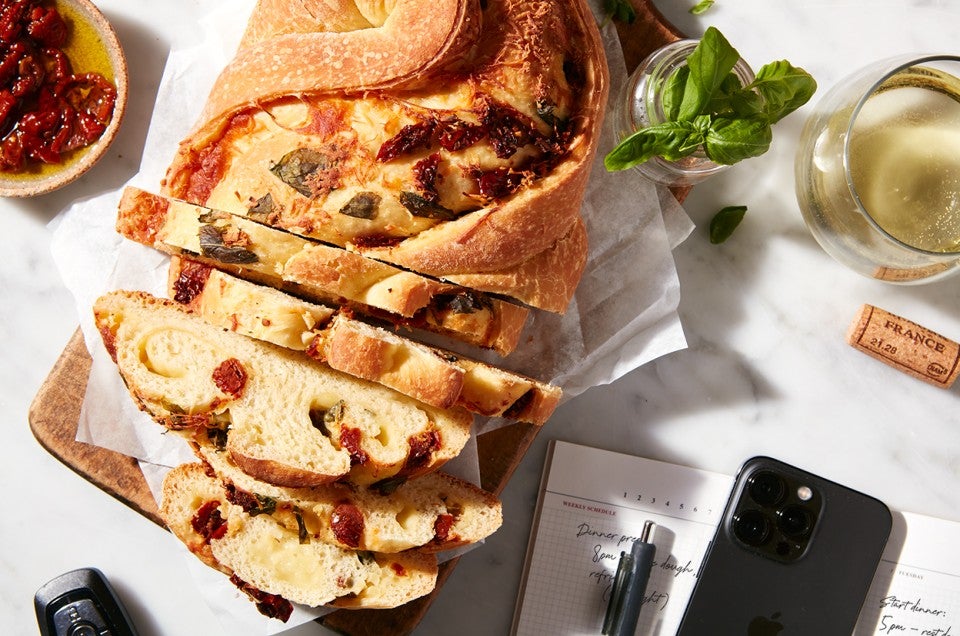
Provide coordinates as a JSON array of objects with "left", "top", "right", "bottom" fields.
[{"left": 847, "top": 304, "right": 960, "bottom": 388}]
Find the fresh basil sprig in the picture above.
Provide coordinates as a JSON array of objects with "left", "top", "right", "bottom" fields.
[{"left": 605, "top": 27, "right": 816, "bottom": 172}]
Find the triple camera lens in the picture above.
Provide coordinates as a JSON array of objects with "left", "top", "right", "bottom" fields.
[{"left": 732, "top": 471, "right": 815, "bottom": 550}]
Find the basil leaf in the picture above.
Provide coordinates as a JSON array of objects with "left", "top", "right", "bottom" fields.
[
  {"left": 398, "top": 191, "right": 457, "bottom": 220},
  {"left": 661, "top": 66, "right": 690, "bottom": 122},
  {"left": 703, "top": 117, "right": 771, "bottom": 164},
  {"left": 709, "top": 205, "right": 747, "bottom": 244},
  {"left": 750, "top": 60, "right": 818, "bottom": 123},
  {"left": 605, "top": 121, "right": 704, "bottom": 171},
  {"left": 690, "top": 0, "right": 715, "bottom": 14},
  {"left": 339, "top": 192, "right": 381, "bottom": 219},
  {"left": 678, "top": 26, "right": 741, "bottom": 121},
  {"left": 707, "top": 73, "right": 763, "bottom": 120},
  {"left": 270, "top": 148, "right": 330, "bottom": 198}
]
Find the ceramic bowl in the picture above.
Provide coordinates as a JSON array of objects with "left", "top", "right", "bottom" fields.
[{"left": 0, "top": 0, "right": 128, "bottom": 197}]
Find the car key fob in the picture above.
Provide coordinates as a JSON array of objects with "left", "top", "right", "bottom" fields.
[{"left": 35, "top": 567, "right": 138, "bottom": 636}]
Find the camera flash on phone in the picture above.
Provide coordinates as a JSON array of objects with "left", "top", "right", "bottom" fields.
[{"left": 797, "top": 485, "right": 813, "bottom": 501}]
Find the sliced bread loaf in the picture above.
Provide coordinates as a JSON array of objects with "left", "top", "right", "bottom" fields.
[
  {"left": 94, "top": 290, "right": 473, "bottom": 487},
  {"left": 160, "top": 463, "right": 439, "bottom": 617},
  {"left": 117, "top": 186, "right": 528, "bottom": 355},
  {"left": 194, "top": 439, "right": 502, "bottom": 553},
  {"left": 169, "top": 257, "right": 561, "bottom": 423}
]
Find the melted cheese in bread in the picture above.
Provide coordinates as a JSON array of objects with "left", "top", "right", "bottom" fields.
[{"left": 170, "top": 0, "right": 578, "bottom": 249}]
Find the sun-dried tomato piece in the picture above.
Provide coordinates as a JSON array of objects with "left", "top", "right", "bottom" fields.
[
  {"left": 230, "top": 575, "right": 294, "bottom": 622},
  {"left": 191, "top": 500, "right": 228, "bottom": 541},
  {"left": 339, "top": 427, "right": 369, "bottom": 466},
  {"left": 170, "top": 259, "right": 212, "bottom": 305},
  {"left": 482, "top": 100, "right": 540, "bottom": 159},
  {"left": 212, "top": 358, "right": 248, "bottom": 398},
  {"left": 376, "top": 119, "right": 436, "bottom": 162},
  {"left": 224, "top": 484, "right": 277, "bottom": 516},
  {"left": 412, "top": 152, "right": 442, "bottom": 202},
  {"left": 404, "top": 430, "right": 441, "bottom": 474},
  {"left": 331, "top": 501, "right": 365, "bottom": 548},
  {"left": 351, "top": 233, "right": 404, "bottom": 249},
  {"left": 0, "top": 1, "right": 29, "bottom": 42},
  {"left": 476, "top": 166, "right": 524, "bottom": 201},
  {"left": 26, "top": 6, "right": 65, "bottom": 46},
  {"left": 433, "top": 513, "right": 455, "bottom": 543},
  {"left": 437, "top": 116, "right": 486, "bottom": 152}
]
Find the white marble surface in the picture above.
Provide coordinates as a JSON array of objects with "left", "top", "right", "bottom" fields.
[{"left": 4, "top": 1, "right": 960, "bottom": 635}]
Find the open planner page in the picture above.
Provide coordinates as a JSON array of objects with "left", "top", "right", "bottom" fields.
[
  {"left": 511, "top": 441, "right": 732, "bottom": 635},
  {"left": 513, "top": 441, "right": 960, "bottom": 636}
]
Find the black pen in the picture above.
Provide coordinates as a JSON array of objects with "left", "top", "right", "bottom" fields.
[{"left": 602, "top": 520, "right": 657, "bottom": 636}]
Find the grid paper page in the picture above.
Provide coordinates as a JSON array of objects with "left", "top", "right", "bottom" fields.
[{"left": 511, "top": 441, "right": 732, "bottom": 635}]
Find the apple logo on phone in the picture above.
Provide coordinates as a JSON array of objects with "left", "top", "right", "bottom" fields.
[{"left": 748, "top": 612, "right": 784, "bottom": 635}]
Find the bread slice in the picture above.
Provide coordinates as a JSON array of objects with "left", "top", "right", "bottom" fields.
[
  {"left": 168, "top": 257, "right": 561, "bottom": 423},
  {"left": 116, "top": 186, "right": 529, "bottom": 355},
  {"left": 317, "top": 315, "right": 561, "bottom": 424},
  {"left": 93, "top": 290, "right": 473, "bottom": 487},
  {"left": 160, "top": 463, "right": 439, "bottom": 617},
  {"left": 193, "top": 439, "right": 502, "bottom": 553}
]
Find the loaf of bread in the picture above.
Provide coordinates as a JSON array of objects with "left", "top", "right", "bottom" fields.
[
  {"left": 101, "top": 0, "right": 609, "bottom": 620},
  {"left": 168, "top": 256, "right": 561, "bottom": 422},
  {"left": 160, "top": 463, "right": 439, "bottom": 617},
  {"left": 193, "top": 439, "right": 503, "bottom": 553},
  {"left": 118, "top": 186, "right": 528, "bottom": 355},
  {"left": 160, "top": 0, "right": 608, "bottom": 313},
  {"left": 94, "top": 290, "right": 474, "bottom": 487}
]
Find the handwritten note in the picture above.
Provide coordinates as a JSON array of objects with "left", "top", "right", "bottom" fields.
[
  {"left": 855, "top": 511, "right": 960, "bottom": 636},
  {"left": 510, "top": 441, "right": 732, "bottom": 635},
  {"left": 513, "top": 441, "right": 960, "bottom": 636}
]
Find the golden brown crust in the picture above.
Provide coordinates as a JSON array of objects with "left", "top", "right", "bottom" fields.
[
  {"left": 194, "top": 0, "right": 482, "bottom": 134},
  {"left": 227, "top": 451, "right": 337, "bottom": 488},
  {"left": 162, "top": 0, "right": 608, "bottom": 313},
  {"left": 442, "top": 216, "right": 588, "bottom": 314},
  {"left": 319, "top": 314, "right": 465, "bottom": 410}
]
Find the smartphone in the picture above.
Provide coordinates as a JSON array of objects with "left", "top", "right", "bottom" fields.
[{"left": 677, "top": 456, "right": 891, "bottom": 635}]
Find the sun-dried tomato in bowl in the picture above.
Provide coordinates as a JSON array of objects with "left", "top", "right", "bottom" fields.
[{"left": 0, "top": 0, "right": 117, "bottom": 172}]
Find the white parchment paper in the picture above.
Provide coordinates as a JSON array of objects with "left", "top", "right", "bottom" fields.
[{"left": 49, "top": 2, "right": 692, "bottom": 633}]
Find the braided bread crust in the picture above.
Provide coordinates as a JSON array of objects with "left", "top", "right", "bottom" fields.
[{"left": 162, "top": 0, "right": 608, "bottom": 312}]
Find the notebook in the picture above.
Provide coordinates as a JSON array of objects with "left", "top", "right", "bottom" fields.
[{"left": 511, "top": 440, "right": 960, "bottom": 635}]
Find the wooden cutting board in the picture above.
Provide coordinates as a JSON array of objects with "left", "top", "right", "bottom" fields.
[{"left": 28, "top": 3, "right": 682, "bottom": 634}]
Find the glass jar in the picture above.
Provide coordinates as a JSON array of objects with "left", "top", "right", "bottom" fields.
[{"left": 615, "top": 39, "right": 756, "bottom": 186}]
